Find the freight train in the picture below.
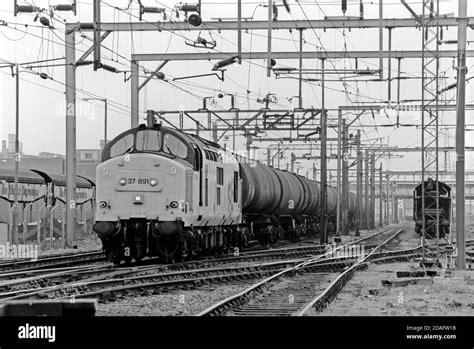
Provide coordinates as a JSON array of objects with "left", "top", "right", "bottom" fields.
[
  {"left": 92, "top": 121, "right": 357, "bottom": 264},
  {"left": 413, "top": 179, "right": 451, "bottom": 239}
]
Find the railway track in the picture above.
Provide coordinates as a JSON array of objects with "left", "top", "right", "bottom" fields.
[
  {"left": 197, "top": 227, "right": 415, "bottom": 316},
  {"left": 0, "top": 245, "right": 422, "bottom": 303},
  {"left": 0, "top": 236, "right": 384, "bottom": 294},
  {"left": 1, "top": 224, "right": 454, "bottom": 307},
  {"left": 0, "top": 250, "right": 106, "bottom": 273},
  {"left": 0, "top": 228, "right": 404, "bottom": 302},
  {"left": 0, "top": 237, "right": 350, "bottom": 277},
  {"left": 0, "top": 244, "right": 328, "bottom": 292}
]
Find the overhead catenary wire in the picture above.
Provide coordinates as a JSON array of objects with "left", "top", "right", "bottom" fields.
[{"left": 0, "top": 1, "right": 463, "bottom": 173}]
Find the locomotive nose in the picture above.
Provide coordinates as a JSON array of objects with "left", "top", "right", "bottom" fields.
[{"left": 95, "top": 153, "right": 187, "bottom": 221}]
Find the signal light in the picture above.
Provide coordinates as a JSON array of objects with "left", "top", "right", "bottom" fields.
[{"left": 119, "top": 178, "right": 127, "bottom": 186}]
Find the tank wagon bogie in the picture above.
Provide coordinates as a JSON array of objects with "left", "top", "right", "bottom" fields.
[{"left": 93, "top": 123, "right": 359, "bottom": 264}]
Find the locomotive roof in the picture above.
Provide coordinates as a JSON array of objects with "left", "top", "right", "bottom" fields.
[
  {"left": 414, "top": 180, "right": 451, "bottom": 194},
  {"left": 102, "top": 124, "right": 226, "bottom": 163}
]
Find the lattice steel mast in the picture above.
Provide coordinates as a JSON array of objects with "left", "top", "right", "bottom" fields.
[{"left": 420, "top": 0, "right": 441, "bottom": 265}]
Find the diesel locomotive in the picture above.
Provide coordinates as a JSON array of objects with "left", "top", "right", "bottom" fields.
[
  {"left": 92, "top": 121, "right": 357, "bottom": 264},
  {"left": 413, "top": 179, "right": 451, "bottom": 239}
]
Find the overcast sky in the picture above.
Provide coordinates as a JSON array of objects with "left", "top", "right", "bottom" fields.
[{"left": 0, "top": 0, "right": 472, "bottom": 175}]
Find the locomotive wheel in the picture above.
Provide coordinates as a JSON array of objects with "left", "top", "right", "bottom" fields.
[
  {"left": 108, "top": 237, "right": 123, "bottom": 265},
  {"left": 156, "top": 235, "right": 181, "bottom": 263}
]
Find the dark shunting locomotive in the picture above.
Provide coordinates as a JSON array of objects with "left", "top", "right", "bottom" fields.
[{"left": 413, "top": 179, "right": 451, "bottom": 239}]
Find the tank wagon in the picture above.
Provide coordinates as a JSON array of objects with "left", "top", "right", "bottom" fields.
[{"left": 93, "top": 122, "right": 358, "bottom": 264}]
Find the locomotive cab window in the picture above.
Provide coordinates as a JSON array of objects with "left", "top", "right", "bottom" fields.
[
  {"left": 109, "top": 133, "right": 134, "bottom": 158},
  {"left": 102, "top": 126, "right": 195, "bottom": 164},
  {"left": 163, "top": 133, "right": 188, "bottom": 159},
  {"left": 217, "top": 167, "right": 224, "bottom": 185},
  {"left": 136, "top": 130, "right": 161, "bottom": 152},
  {"left": 193, "top": 145, "right": 202, "bottom": 171}
]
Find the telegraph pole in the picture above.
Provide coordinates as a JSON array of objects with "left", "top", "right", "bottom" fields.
[
  {"left": 456, "top": 0, "right": 467, "bottom": 269},
  {"left": 342, "top": 120, "right": 349, "bottom": 235},
  {"left": 393, "top": 187, "right": 399, "bottom": 223},
  {"left": 93, "top": 0, "right": 101, "bottom": 70},
  {"left": 370, "top": 153, "right": 376, "bottom": 229},
  {"left": 65, "top": 25, "right": 77, "bottom": 248},
  {"left": 390, "top": 183, "right": 394, "bottom": 224},
  {"left": 277, "top": 144, "right": 281, "bottom": 169},
  {"left": 385, "top": 173, "right": 390, "bottom": 225},
  {"left": 320, "top": 59, "right": 327, "bottom": 244},
  {"left": 298, "top": 29, "right": 303, "bottom": 108},
  {"left": 266, "top": 0, "right": 272, "bottom": 77},
  {"left": 336, "top": 110, "right": 342, "bottom": 239},
  {"left": 13, "top": 63, "right": 19, "bottom": 244},
  {"left": 364, "top": 149, "right": 369, "bottom": 230},
  {"left": 379, "top": 163, "right": 383, "bottom": 227},
  {"left": 356, "top": 131, "right": 362, "bottom": 236}
]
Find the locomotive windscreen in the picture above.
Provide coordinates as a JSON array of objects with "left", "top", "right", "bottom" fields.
[
  {"left": 101, "top": 126, "right": 195, "bottom": 165},
  {"left": 414, "top": 180, "right": 451, "bottom": 197}
]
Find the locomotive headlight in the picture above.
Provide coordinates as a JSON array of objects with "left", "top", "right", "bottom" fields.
[
  {"left": 99, "top": 201, "right": 108, "bottom": 209},
  {"left": 169, "top": 201, "right": 179, "bottom": 209},
  {"left": 150, "top": 178, "right": 158, "bottom": 187},
  {"left": 134, "top": 195, "right": 143, "bottom": 204},
  {"left": 119, "top": 178, "right": 127, "bottom": 186}
]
